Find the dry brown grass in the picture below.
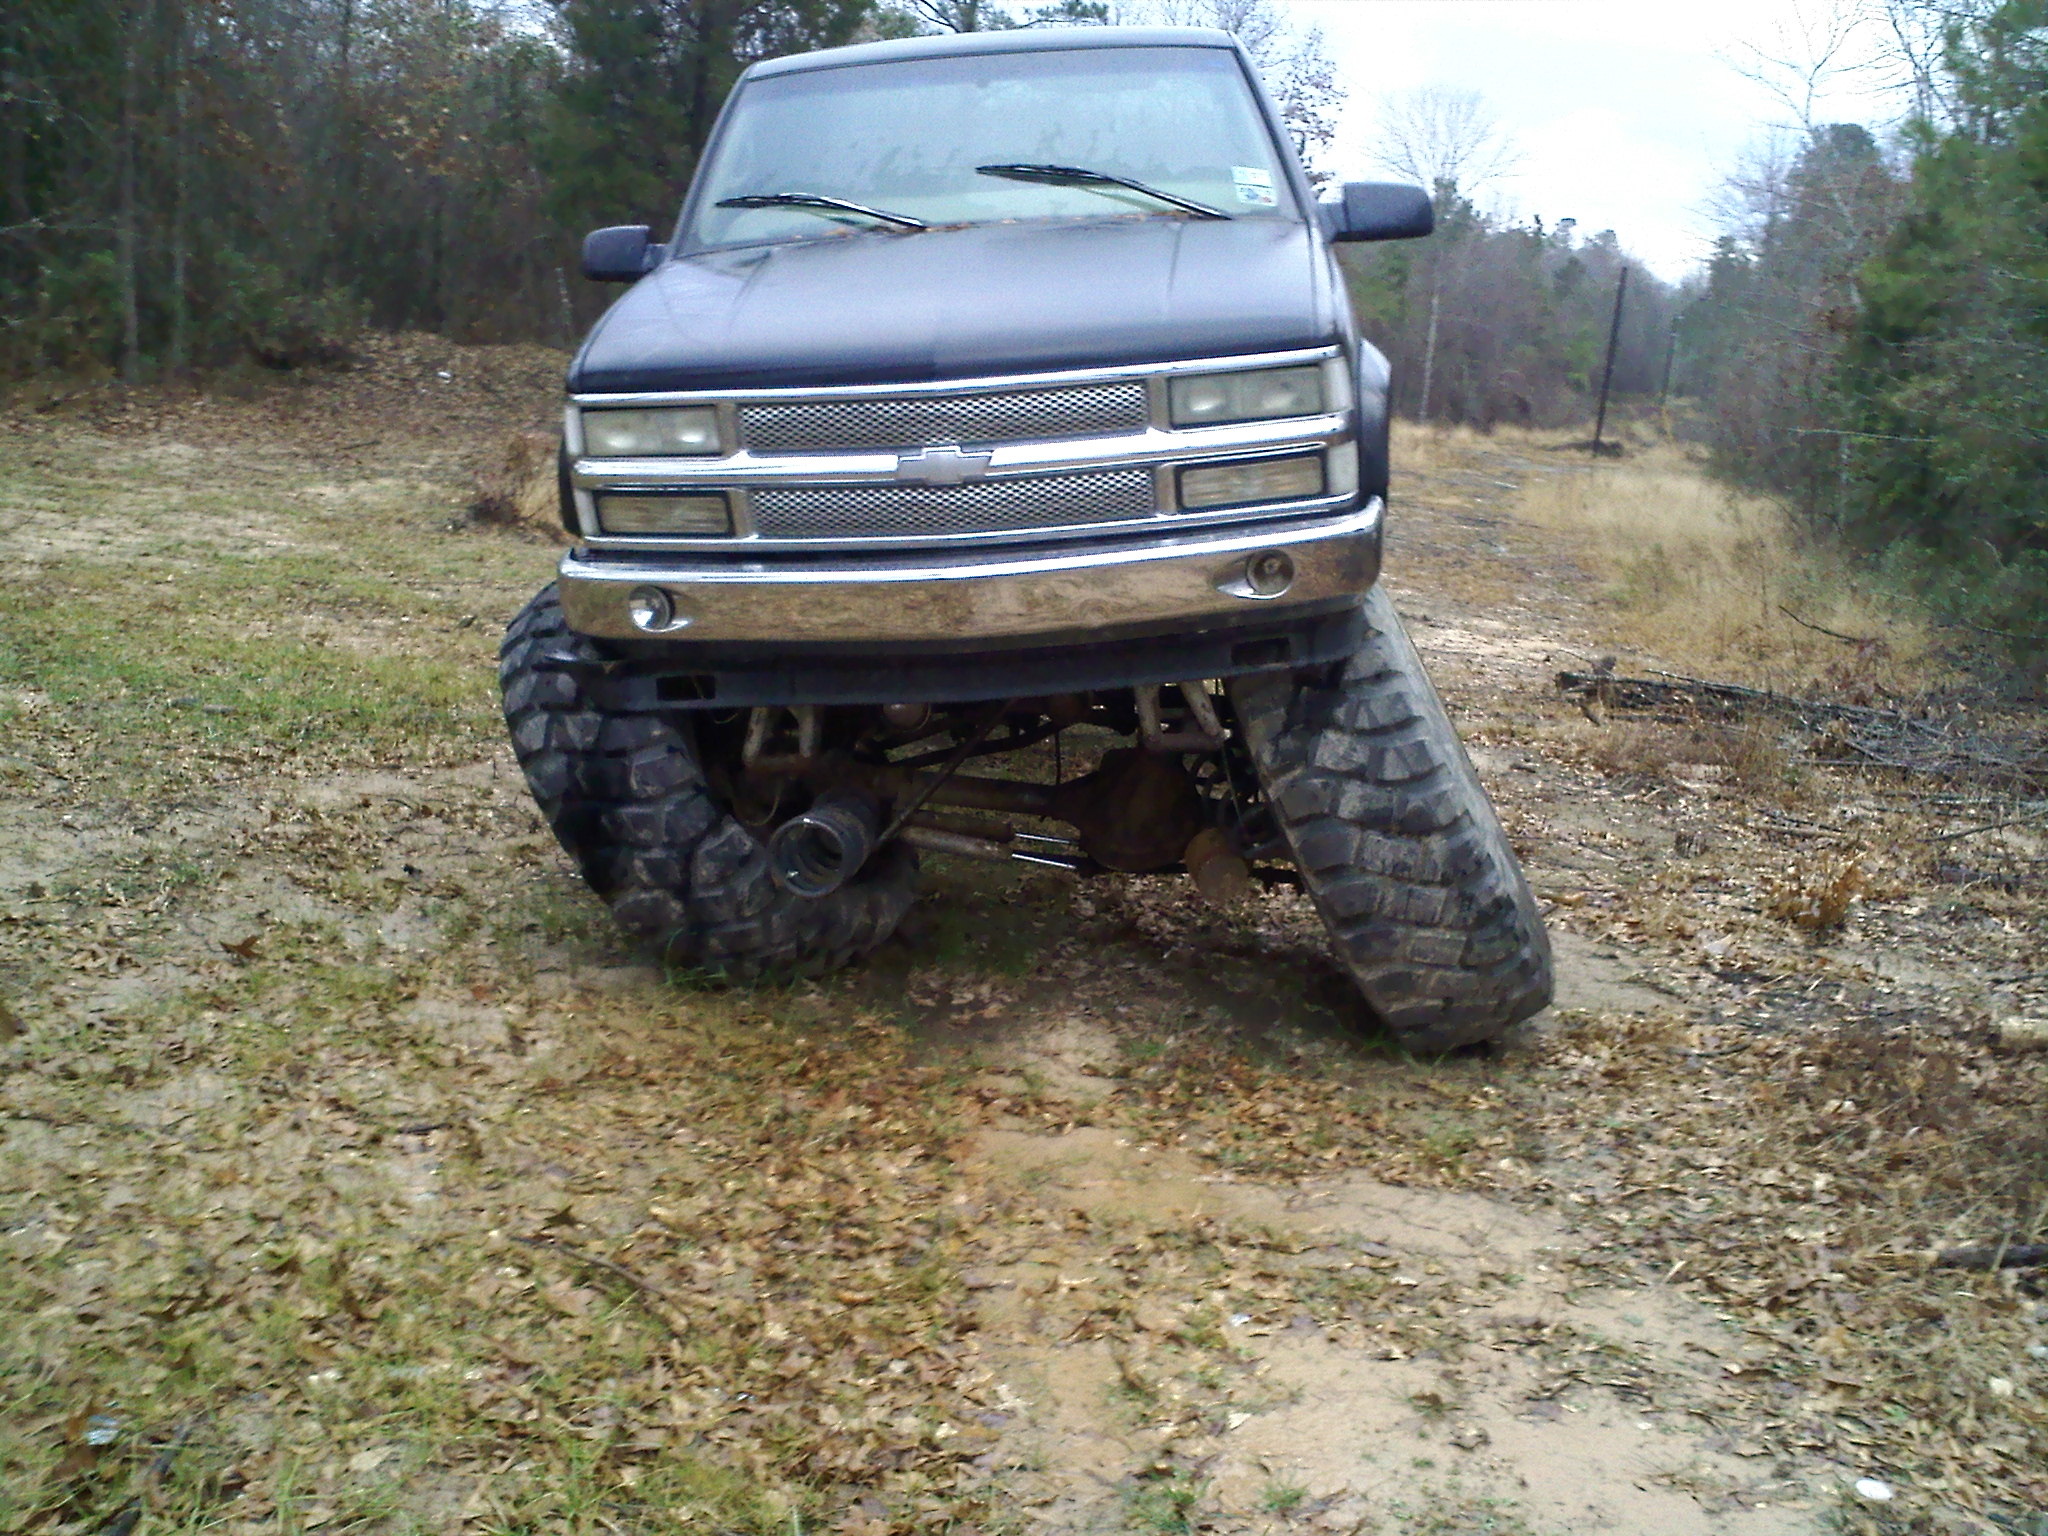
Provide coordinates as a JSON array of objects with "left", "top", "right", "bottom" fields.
[
  {"left": 1394, "top": 419, "right": 2048, "bottom": 1526},
  {"left": 467, "top": 430, "right": 567, "bottom": 539},
  {"left": 1580, "top": 716, "right": 1802, "bottom": 796},
  {"left": 1763, "top": 854, "right": 1870, "bottom": 930},
  {"left": 1400, "top": 423, "right": 1942, "bottom": 694}
]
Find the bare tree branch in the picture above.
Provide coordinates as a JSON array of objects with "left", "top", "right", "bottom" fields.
[
  {"left": 1368, "top": 86, "right": 1522, "bottom": 195},
  {"left": 1722, "top": 0, "right": 1903, "bottom": 134}
]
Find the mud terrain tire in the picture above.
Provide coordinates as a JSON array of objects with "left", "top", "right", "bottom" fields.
[
  {"left": 498, "top": 584, "right": 917, "bottom": 976},
  {"left": 1227, "top": 586, "right": 1553, "bottom": 1051}
]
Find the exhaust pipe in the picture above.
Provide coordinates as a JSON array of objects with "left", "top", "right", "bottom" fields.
[{"left": 767, "top": 792, "right": 881, "bottom": 898}]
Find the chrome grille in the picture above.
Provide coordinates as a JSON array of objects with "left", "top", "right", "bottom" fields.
[
  {"left": 738, "top": 382, "right": 1149, "bottom": 451},
  {"left": 751, "top": 470, "right": 1157, "bottom": 539}
]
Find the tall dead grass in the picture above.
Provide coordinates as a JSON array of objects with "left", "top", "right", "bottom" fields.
[
  {"left": 1406, "top": 424, "right": 1940, "bottom": 692},
  {"left": 468, "top": 429, "right": 568, "bottom": 539}
]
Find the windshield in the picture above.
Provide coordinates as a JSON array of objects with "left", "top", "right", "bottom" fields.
[{"left": 686, "top": 46, "right": 1297, "bottom": 250}]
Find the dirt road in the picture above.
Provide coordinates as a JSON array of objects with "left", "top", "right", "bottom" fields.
[{"left": 2, "top": 349, "right": 2042, "bottom": 1536}]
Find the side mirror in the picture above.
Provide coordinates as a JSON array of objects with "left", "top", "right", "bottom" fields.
[
  {"left": 1324, "top": 182, "right": 1434, "bottom": 243},
  {"left": 581, "top": 225, "right": 665, "bottom": 282}
]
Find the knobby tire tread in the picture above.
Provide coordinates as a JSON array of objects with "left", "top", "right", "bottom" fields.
[
  {"left": 1228, "top": 586, "right": 1553, "bottom": 1051},
  {"left": 499, "top": 584, "right": 916, "bottom": 977}
]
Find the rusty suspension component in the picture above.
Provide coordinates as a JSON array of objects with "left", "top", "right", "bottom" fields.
[
  {"left": 737, "top": 701, "right": 1255, "bottom": 898},
  {"left": 898, "top": 815, "right": 1082, "bottom": 872}
]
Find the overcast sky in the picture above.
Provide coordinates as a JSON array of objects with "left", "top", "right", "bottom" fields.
[{"left": 1288, "top": 0, "right": 1907, "bottom": 282}]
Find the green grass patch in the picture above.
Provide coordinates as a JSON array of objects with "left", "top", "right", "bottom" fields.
[{"left": 0, "top": 567, "right": 497, "bottom": 776}]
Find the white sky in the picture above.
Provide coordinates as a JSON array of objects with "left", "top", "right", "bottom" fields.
[{"left": 1287, "top": 0, "right": 1907, "bottom": 282}]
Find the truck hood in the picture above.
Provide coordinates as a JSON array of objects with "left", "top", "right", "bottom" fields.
[{"left": 568, "top": 216, "right": 1336, "bottom": 393}]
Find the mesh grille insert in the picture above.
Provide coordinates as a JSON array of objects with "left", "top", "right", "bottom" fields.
[
  {"left": 739, "top": 382, "right": 1149, "bottom": 451},
  {"left": 750, "top": 470, "right": 1158, "bottom": 539}
]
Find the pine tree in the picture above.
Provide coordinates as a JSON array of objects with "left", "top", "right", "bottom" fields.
[
  {"left": 543, "top": 0, "right": 877, "bottom": 237},
  {"left": 1843, "top": 0, "right": 2048, "bottom": 651}
]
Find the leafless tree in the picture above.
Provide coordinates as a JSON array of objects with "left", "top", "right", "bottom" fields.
[
  {"left": 899, "top": 0, "right": 1016, "bottom": 30},
  {"left": 1869, "top": 0, "right": 2002, "bottom": 125},
  {"left": 1723, "top": 0, "right": 1904, "bottom": 136},
  {"left": 1116, "top": 0, "right": 1344, "bottom": 161},
  {"left": 1129, "top": 0, "right": 1280, "bottom": 55},
  {"left": 1369, "top": 86, "right": 1521, "bottom": 195}
]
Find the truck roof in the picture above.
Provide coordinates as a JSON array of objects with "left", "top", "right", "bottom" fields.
[{"left": 745, "top": 25, "right": 1240, "bottom": 81}]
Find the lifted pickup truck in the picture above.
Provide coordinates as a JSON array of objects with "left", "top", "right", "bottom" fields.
[{"left": 500, "top": 25, "right": 1552, "bottom": 1050}]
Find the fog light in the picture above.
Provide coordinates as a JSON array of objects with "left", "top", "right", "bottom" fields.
[
  {"left": 1215, "top": 549, "right": 1296, "bottom": 601},
  {"left": 1247, "top": 551, "right": 1295, "bottom": 596},
  {"left": 627, "top": 585, "right": 688, "bottom": 633},
  {"left": 1178, "top": 453, "right": 1324, "bottom": 510}
]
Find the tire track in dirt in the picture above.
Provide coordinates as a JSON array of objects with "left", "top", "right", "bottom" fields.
[{"left": 936, "top": 877, "right": 1818, "bottom": 1532}]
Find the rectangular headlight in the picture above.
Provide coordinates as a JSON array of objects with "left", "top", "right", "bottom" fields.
[
  {"left": 1178, "top": 454, "right": 1325, "bottom": 510},
  {"left": 582, "top": 406, "right": 720, "bottom": 457},
  {"left": 1169, "top": 365, "right": 1325, "bottom": 427},
  {"left": 596, "top": 493, "right": 731, "bottom": 535}
]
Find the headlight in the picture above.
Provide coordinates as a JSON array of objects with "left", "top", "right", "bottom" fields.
[
  {"left": 582, "top": 407, "right": 720, "bottom": 457},
  {"left": 597, "top": 493, "right": 731, "bottom": 535},
  {"left": 1178, "top": 454, "right": 1324, "bottom": 509},
  {"left": 1169, "top": 364, "right": 1325, "bottom": 427}
]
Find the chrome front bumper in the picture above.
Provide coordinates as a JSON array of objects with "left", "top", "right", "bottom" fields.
[{"left": 556, "top": 499, "right": 1382, "bottom": 645}]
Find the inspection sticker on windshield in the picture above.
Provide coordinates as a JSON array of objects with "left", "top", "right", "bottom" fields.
[{"left": 1231, "top": 166, "right": 1277, "bottom": 206}]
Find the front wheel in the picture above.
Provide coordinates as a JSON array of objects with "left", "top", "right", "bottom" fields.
[
  {"left": 498, "top": 584, "right": 918, "bottom": 976},
  {"left": 1227, "top": 587, "right": 1553, "bottom": 1051}
]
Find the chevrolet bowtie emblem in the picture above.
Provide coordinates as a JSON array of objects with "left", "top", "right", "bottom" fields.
[{"left": 895, "top": 444, "right": 994, "bottom": 486}]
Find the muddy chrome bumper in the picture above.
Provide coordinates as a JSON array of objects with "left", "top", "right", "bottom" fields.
[{"left": 556, "top": 499, "right": 1382, "bottom": 645}]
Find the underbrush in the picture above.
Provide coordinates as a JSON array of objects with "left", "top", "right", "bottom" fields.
[{"left": 1579, "top": 716, "right": 1806, "bottom": 797}]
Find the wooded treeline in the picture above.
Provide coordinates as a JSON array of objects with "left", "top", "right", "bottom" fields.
[
  {"left": 6, "top": 0, "right": 549, "bottom": 373},
  {"left": 1339, "top": 201, "right": 1677, "bottom": 431},
  {"left": 0, "top": 0, "right": 1334, "bottom": 379},
  {"left": 0, "top": 0, "right": 890, "bottom": 376},
  {"left": 1345, "top": 1, "right": 2046, "bottom": 658},
  {"left": 1677, "top": 0, "right": 2047, "bottom": 654}
]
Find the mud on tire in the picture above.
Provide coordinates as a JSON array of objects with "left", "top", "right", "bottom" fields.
[
  {"left": 1227, "top": 586, "right": 1553, "bottom": 1051},
  {"left": 498, "top": 583, "right": 917, "bottom": 976}
]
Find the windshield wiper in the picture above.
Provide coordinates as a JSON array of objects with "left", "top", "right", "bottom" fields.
[
  {"left": 714, "top": 192, "right": 927, "bottom": 231},
  {"left": 975, "top": 163, "right": 1231, "bottom": 220}
]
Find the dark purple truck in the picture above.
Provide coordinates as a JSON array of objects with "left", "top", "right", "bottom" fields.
[{"left": 499, "top": 26, "right": 1551, "bottom": 1049}]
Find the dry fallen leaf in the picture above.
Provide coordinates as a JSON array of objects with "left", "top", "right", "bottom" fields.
[
  {"left": 539, "top": 1279, "right": 595, "bottom": 1317},
  {"left": 1996, "top": 1017, "right": 2048, "bottom": 1051},
  {"left": 1131, "top": 1300, "right": 1183, "bottom": 1338}
]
